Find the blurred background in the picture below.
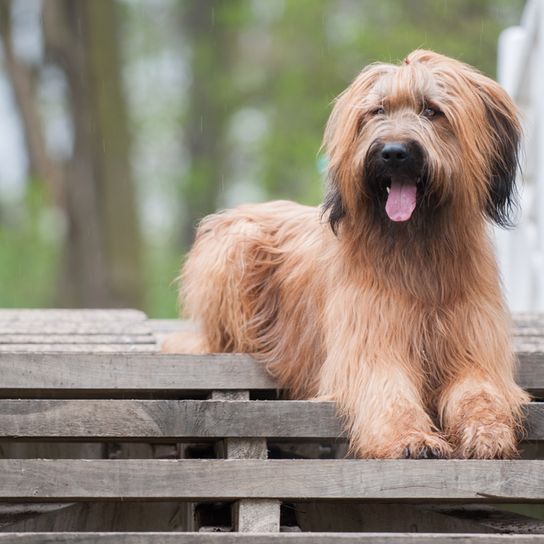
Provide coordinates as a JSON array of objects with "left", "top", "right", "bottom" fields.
[{"left": 0, "top": 0, "right": 528, "bottom": 317}]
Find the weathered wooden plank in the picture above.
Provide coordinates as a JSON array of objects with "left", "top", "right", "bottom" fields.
[
  {"left": 0, "top": 354, "right": 276, "bottom": 394},
  {"left": 0, "top": 503, "right": 77, "bottom": 530},
  {"left": 516, "top": 352, "right": 544, "bottom": 393},
  {"left": 0, "top": 335, "right": 154, "bottom": 345},
  {"left": 0, "top": 459, "right": 543, "bottom": 502},
  {"left": 0, "top": 323, "right": 152, "bottom": 335},
  {"left": 0, "top": 352, "right": 542, "bottom": 392},
  {"left": 295, "top": 502, "right": 544, "bottom": 534},
  {"left": 0, "top": 534, "right": 542, "bottom": 543},
  {"left": 423, "top": 505, "right": 544, "bottom": 534},
  {"left": 0, "top": 502, "right": 191, "bottom": 533},
  {"left": 0, "top": 310, "right": 147, "bottom": 322},
  {"left": 0, "top": 400, "right": 542, "bottom": 441},
  {"left": 0, "top": 345, "right": 158, "bottom": 353},
  {"left": 514, "top": 313, "right": 544, "bottom": 326},
  {"left": 525, "top": 403, "right": 544, "bottom": 440},
  {"left": 0, "top": 309, "right": 152, "bottom": 335}
]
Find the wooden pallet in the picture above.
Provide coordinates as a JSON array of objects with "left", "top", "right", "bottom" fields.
[{"left": 0, "top": 310, "right": 543, "bottom": 541}]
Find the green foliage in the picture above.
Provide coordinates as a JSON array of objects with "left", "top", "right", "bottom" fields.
[
  {"left": 143, "top": 243, "right": 181, "bottom": 318},
  {"left": 0, "top": 183, "right": 61, "bottom": 308}
]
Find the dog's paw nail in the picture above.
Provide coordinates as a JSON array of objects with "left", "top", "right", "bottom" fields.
[
  {"left": 417, "top": 446, "right": 442, "bottom": 459},
  {"left": 402, "top": 447, "right": 411, "bottom": 458}
]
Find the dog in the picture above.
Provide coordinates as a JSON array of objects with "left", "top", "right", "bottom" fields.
[{"left": 164, "top": 50, "right": 529, "bottom": 459}]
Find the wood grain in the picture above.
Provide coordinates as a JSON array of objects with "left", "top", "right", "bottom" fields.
[
  {"left": 0, "top": 324, "right": 153, "bottom": 335},
  {"left": 0, "top": 353, "right": 276, "bottom": 394},
  {"left": 0, "top": 533, "right": 541, "bottom": 543},
  {"left": 0, "top": 459, "right": 543, "bottom": 501},
  {"left": 0, "top": 353, "right": 541, "bottom": 393},
  {"left": 0, "top": 400, "right": 542, "bottom": 441},
  {"left": 0, "top": 335, "right": 154, "bottom": 345},
  {"left": 0, "top": 345, "right": 158, "bottom": 353},
  {"left": 0, "top": 309, "right": 147, "bottom": 321},
  {"left": 0, "top": 310, "right": 152, "bottom": 335}
]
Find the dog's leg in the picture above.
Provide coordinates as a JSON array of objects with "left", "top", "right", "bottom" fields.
[
  {"left": 318, "top": 290, "right": 452, "bottom": 459},
  {"left": 439, "top": 374, "right": 526, "bottom": 459},
  {"left": 437, "top": 305, "right": 529, "bottom": 459},
  {"left": 319, "top": 353, "right": 451, "bottom": 459}
]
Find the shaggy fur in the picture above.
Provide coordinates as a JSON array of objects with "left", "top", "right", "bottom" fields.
[{"left": 164, "top": 50, "right": 529, "bottom": 459}]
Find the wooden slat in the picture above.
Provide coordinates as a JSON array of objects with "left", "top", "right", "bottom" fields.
[
  {"left": 294, "top": 502, "right": 544, "bottom": 534},
  {"left": 0, "top": 352, "right": 542, "bottom": 393},
  {"left": 0, "top": 310, "right": 152, "bottom": 335},
  {"left": 0, "top": 353, "right": 276, "bottom": 394},
  {"left": 0, "top": 335, "right": 154, "bottom": 344},
  {"left": 0, "top": 533, "right": 541, "bottom": 543},
  {"left": 0, "top": 533, "right": 542, "bottom": 543},
  {"left": 0, "top": 502, "right": 191, "bottom": 533},
  {"left": 0, "top": 400, "right": 542, "bottom": 441},
  {"left": 0, "top": 309, "right": 147, "bottom": 321},
  {"left": 0, "top": 323, "right": 152, "bottom": 335},
  {"left": 0, "top": 345, "right": 158, "bottom": 353},
  {"left": 515, "top": 351, "right": 544, "bottom": 392},
  {"left": 0, "top": 459, "right": 543, "bottom": 501}
]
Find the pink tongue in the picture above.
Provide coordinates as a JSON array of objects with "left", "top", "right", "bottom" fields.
[{"left": 385, "top": 180, "right": 417, "bottom": 222}]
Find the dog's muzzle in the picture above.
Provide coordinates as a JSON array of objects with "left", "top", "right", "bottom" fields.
[{"left": 371, "top": 140, "right": 425, "bottom": 222}]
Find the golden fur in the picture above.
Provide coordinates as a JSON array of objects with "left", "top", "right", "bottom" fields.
[{"left": 164, "top": 50, "right": 529, "bottom": 459}]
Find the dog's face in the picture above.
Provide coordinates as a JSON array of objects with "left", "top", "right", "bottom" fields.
[{"left": 323, "top": 50, "right": 521, "bottom": 234}]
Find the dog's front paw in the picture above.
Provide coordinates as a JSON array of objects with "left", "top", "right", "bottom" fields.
[
  {"left": 355, "top": 431, "right": 453, "bottom": 459},
  {"left": 453, "top": 420, "right": 518, "bottom": 459},
  {"left": 399, "top": 432, "right": 453, "bottom": 459}
]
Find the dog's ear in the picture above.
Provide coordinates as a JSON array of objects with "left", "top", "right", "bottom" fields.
[
  {"left": 321, "top": 83, "right": 363, "bottom": 235},
  {"left": 322, "top": 183, "right": 345, "bottom": 235},
  {"left": 477, "top": 80, "right": 521, "bottom": 227},
  {"left": 321, "top": 64, "right": 389, "bottom": 233}
]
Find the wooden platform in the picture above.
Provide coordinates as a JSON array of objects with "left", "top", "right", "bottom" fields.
[{"left": 0, "top": 309, "right": 543, "bottom": 541}]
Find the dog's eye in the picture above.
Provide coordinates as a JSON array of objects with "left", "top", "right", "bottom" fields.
[
  {"left": 422, "top": 106, "right": 441, "bottom": 118},
  {"left": 371, "top": 107, "right": 385, "bottom": 116}
]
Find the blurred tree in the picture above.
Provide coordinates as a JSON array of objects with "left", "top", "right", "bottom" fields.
[
  {"left": 41, "top": 0, "right": 143, "bottom": 308},
  {"left": 0, "top": 1, "right": 63, "bottom": 205},
  {"left": 179, "top": 0, "right": 247, "bottom": 247}
]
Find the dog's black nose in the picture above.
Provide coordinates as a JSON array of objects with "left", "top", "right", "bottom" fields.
[{"left": 381, "top": 142, "right": 409, "bottom": 164}]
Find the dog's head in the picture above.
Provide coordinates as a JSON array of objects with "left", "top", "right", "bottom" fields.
[{"left": 322, "top": 50, "right": 521, "bottom": 234}]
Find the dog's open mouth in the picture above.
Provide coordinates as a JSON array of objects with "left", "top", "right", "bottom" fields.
[{"left": 385, "top": 175, "right": 419, "bottom": 222}]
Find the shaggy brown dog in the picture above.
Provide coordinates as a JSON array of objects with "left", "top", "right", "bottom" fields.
[{"left": 164, "top": 50, "right": 529, "bottom": 459}]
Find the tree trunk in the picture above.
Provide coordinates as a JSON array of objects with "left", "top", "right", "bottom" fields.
[
  {"left": 0, "top": 0, "right": 63, "bottom": 205},
  {"left": 180, "top": 0, "right": 239, "bottom": 247},
  {"left": 43, "top": 0, "right": 143, "bottom": 308}
]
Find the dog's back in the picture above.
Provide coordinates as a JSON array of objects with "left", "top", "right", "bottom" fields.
[{"left": 165, "top": 201, "right": 327, "bottom": 395}]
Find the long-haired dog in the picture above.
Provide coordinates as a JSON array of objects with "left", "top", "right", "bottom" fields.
[{"left": 164, "top": 50, "right": 529, "bottom": 459}]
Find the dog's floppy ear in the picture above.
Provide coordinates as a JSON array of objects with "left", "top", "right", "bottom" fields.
[
  {"left": 321, "top": 64, "right": 388, "bottom": 234},
  {"left": 321, "top": 84, "right": 361, "bottom": 235},
  {"left": 322, "top": 183, "right": 345, "bottom": 235},
  {"left": 477, "top": 80, "right": 521, "bottom": 227}
]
